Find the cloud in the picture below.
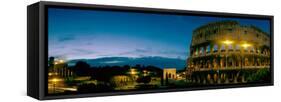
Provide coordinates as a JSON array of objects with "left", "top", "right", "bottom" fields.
[
  {"left": 58, "top": 36, "right": 75, "bottom": 42},
  {"left": 135, "top": 48, "right": 150, "bottom": 53},
  {"left": 116, "top": 47, "right": 188, "bottom": 59},
  {"left": 158, "top": 50, "right": 187, "bottom": 55},
  {"left": 101, "top": 60, "right": 124, "bottom": 64},
  {"left": 118, "top": 48, "right": 151, "bottom": 56},
  {"left": 74, "top": 49, "right": 95, "bottom": 55}
]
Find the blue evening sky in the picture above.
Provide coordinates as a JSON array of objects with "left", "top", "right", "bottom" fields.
[{"left": 48, "top": 7, "right": 270, "bottom": 60}]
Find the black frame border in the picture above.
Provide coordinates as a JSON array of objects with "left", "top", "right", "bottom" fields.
[{"left": 36, "top": 1, "right": 273, "bottom": 100}]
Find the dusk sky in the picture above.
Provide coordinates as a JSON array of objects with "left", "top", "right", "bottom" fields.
[{"left": 48, "top": 7, "right": 270, "bottom": 60}]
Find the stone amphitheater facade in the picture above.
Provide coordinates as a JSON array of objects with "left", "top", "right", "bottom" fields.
[{"left": 186, "top": 20, "right": 270, "bottom": 84}]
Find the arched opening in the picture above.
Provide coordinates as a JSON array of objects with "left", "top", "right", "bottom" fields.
[
  {"left": 207, "top": 45, "right": 211, "bottom": 53},
  {"left": 245, "top": 57, "right": 249, "bottom": 66},
  {"left": 221, "top": 45, "right": 225, "bottom": 52},
  {"left": 214, "top": 44, "right": 218, "bottom": 53},
  {"left": 235, "top": 44, "right": 240, "bottom": 52}
]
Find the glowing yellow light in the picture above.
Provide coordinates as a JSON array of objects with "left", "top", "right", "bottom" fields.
[
  {"left": 54, "top": 62, "right": 58, "bottom": 65},
  {"left": 129, "top": 69, "right": 137, "bottom": 75},
  {"left": 130, "top": 71, "right": 137, "bottom": 75},
  {"left": 241, "top": 43, "right": 251, "bottom": 48},
  {"left": 59, "top": 59, "right": 64, "bottom": 63},
  {"left": 223, "top": 40, "right": 233, "bottom": 45},
  {"left": 48, "top": 73, "right": 53, "bottom": 76},
  {"left": 52, "top": 78, "right": 58, "bottom": 83}
]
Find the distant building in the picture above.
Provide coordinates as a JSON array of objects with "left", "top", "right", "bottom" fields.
[
  {"left": 110, "top": 75, "right": 133, "bottom": 87},
  {"left": 127, "top": 68, "right": 139, "bottom": 80},
  {"left": 48, "top": 57, "right": 73, "bottom": 78},
  {"left": 48, "top": 57, "right": 75, "bottom": 94},
  {"left": 163, "top": 68, "right": 177, "bottom": 80}
]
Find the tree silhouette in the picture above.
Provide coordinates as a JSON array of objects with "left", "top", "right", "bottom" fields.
[
  {"left": 137, "top": 76, "right": 151, "bottom": 85},
  {"left": 74, "top": 61, "right": 91, "bottom": 76}
]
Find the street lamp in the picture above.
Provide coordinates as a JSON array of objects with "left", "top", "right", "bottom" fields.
[
  {"left": 128, "top": 68, "right": 139, "bottom": 81},
  {"left": 129, "top": 68, "right": 137, "bottom": 75},
  {"left": 51, "top": 78, "right": 59, "bottom": 93}
]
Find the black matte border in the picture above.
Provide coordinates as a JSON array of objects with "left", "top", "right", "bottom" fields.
[{"left": 38, "top": 1, "right": 274, "bottom": 100}]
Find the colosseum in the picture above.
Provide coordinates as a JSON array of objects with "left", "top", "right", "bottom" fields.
[{"left": 186, "top": 20, "right": 270, "bottom": 84}]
